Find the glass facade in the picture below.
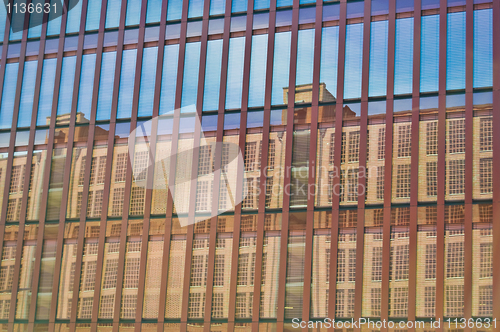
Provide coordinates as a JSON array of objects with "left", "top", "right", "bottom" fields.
[{"left": 0, "top": 0, "right": 497, "bottom": 330}]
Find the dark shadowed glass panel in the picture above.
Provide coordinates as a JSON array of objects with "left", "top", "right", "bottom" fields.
[
  {"left": 203, "top": 39, "right": 223, "bottom": 111},
  {"left": 226, "top": 37, "right": 246, "bottom": 109},
  {"left": 394, "top": 17, "right": 413, "bottom": 95},
  {"left": 138, "top": 47, "right": 158, "bottom": 117},
  {"left": 248, "top": 34, "right": 268, "bottom": 108},
  {"left": 28, "top": 9, "right": 42, "bottom": 39},
  {"left": 420, "top": 15, "right": 439, "bottom": 93},
  {"left": 17, "top": 61, "right": 38, "bottom": 128},
  {"left": 97, "top": 51, "right": 117, "bottom": 121},
  {"left": 66, "top": 0, "right": 83, "bottom": 33},
  {"left": 46, "top": 0, "right": 62, "bottom": 36},
  {"left": 369, "top": 20, "right": 388, "bottom": 97},
  {"left": 446, "top": 12, "right": 465, "bottom": 90},
  {"left": 8, "top": 0, "right": 25, "bottom": 40}
]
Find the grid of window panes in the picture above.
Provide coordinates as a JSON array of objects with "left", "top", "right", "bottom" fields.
[{"left": 0, "top": 0, "right": 496, "bottom": 329}]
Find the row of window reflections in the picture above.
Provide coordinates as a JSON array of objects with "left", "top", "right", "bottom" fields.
[
  {"left": 0, "top": 108, "right": 493, "bottom": 222},
  {"left": 0, "top": 223, "right": 493, "bottom": 320},
  {"left": 2, "top": 0, "right": 491, "bottom": 44},
  {"left": 0, "top": 9, "right": 493, "bottom": 130}
]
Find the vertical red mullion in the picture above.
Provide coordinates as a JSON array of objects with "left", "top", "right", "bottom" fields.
[
  {"left": 185, "top": 0, "right": 210, "bottom": 325},
  {"left": 128, "top": 0, "right": 150, "bottom": 327},
  {"left": 0, "top": 2, "right": 14, "bottom": 318},
  {"left": 381, "top": 109, "right": 393, "bottom": 328},
  {"left": 492, "top": 0, "right": 500, "bottom": 322},
  {"left": 276, "top": 0, "right": 299, "bottom": 324},
  {"left": 177, "top": 0, "right": 196, "bottom": 323},
  {"left": 300, "top": 0, "right": 323, "bottom": 324},
  {"left": 409, "top": 0, "right": 422, "bottom": 325},
  {"left": 41, "top": 0, "right": 89, "bottom": 328},
  {"left": 382, "top": 0, "right": 396, "bottom": 327},
  {"left": 6, "top": 0, "right": 49, "bottom": 326},
  {"left": 382, "top": 0, "right": 395, "bottom": 324},
  {"left": 328, "top": 0, "right": 346, "bottom": 320},
  {"left": 462, "top": 0, "right": 474, "bottom": 327},
  {"left": 207, "top": 0, "right": 230, "bottom": 322},
  {"left": 14, "top": 0, "right": 52, "bottom": 328},
  {"left": 435, "top": 0, "right": 447, "bottom": 323},
  {"left": 88, "top": 0, "right": 114, "bottom": 328},
  {"left": 0, "top": 19, "right": 14, "bottom": 315},
  {"left": 353, "top": 0, "right": 371, "bottom": 322},
  {"left": 252, "top": 0, "right": 277, "bottom": 322},
  {"left": 226, "top": 0, "right": 254, "bottom": 325},
  {"left": 20, "top": 2, "right": 49, "bottom": 325},
  {"left": 109, "top": 0, "right": 136, "bottom": 326},
  {"left": 153, "top": 0, "right": 170, "bottom": 329}
]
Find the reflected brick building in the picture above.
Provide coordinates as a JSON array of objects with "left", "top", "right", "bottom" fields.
[{"left": 0, "top": 0, "right": 498, "bottom": 331}]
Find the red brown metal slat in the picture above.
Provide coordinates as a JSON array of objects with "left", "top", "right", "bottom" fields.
[
  {"left": 300, "top": 0, "right": 323, "bottom": 323},
  {"left": 276, "top": 0, "right": 299, "bottom": 323},
  {"left": 126, "top": 0, "right": 150, "bottom": 325},
  {"left": 435, "top": 0, "right": 447, "bottom": 322},
  {"left": 153, "top": 0, "right": 171, "bottom": 329},
  {"left": 491, "top": 0, "right": 500, "bottom": 323},
  {"left": 252, "top": 0, "right": 277, "bottom": 322},
  {"left": 408, "top": 0, "right": 422, "bottom": 324},
  {"left": 328, "top": 0, "right": 347, "bottom": 320},
  {"left": 462, "top": 0, "right": 474, "bottom": 326},
  {"left": 46, "top": 0, "right": 90, "bottom": 327},
  {"left": 226, "top": 0, "right": 253, "bottom": 325},
  {"left": 6, "top": 0, "right": 46, "bottom": 326},
  {"left": 88, "top": 0, "right": 113, "bottom": 327},
  {"left": 177, "top": 0, "right": 196, "bottom": 323},
  {"left": 111, "top": 0, "right": 143, "bottom": 323}
]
